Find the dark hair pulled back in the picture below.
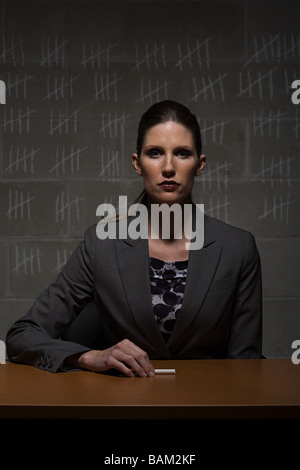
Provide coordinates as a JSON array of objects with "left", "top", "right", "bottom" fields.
[{"left": 136, "top": 100, "right": 202, "bottom": 158}]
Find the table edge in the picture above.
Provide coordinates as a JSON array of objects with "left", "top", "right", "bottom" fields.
[{"left": 1, "top": 403, "right": 299, "bottom": 420}]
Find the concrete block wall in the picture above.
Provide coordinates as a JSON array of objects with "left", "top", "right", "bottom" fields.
[{"left": 0, "top": 0, "right": 299, "bottom": 358}]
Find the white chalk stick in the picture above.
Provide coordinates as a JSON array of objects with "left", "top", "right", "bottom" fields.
[{"left": 154, "top": 369, "right": 176, "bottom": 374}]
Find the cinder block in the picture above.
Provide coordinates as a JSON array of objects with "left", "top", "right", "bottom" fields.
[
  {"left": 0, "top": 299, "right": 35, "bottom": 341},
  {"left": 247, "top": 2, "right": 300, "bottom": 49},
  {"left": 69, "top": 179, "right": 145, "bottom": 237},
  {"left": 66, "top": 2, "right": 125, "bottom": 64},
  {"left": 0, "top": 181, "right": 69, "bottom": 237},
  {"left": 73, "top": 115, "right": 126, "bottom": 179},
  {"left": 0, "top": 242, "right": 9, "bottom": 298},
  {"left": 68, "top": 63, "right": 129, "bottom": 120},
  {"left": 263, "top": 299, "right": 300, "bottom": 358},
  {"left": 9, "top": 239, "right": 78, "bottom": 298},
  {"left": 0, "top": 65, "right": 69, "bottom": 118},
  {"left": 125, "top": 1, "right": 244, "bottom": 61},
  {"left": 193, "top": 179, "right": 300, "bottom": 238},
  {"left": 5, "top": 2, "right": 70, "bottom": 65},
  {"left": 224, "top": 180, "right": 300, "bottom": 238},
  {"left": 257, "top": 238, "right": 300, "bottom": 298}
]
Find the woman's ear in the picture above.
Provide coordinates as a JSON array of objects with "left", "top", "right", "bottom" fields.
[
  {"left": 196, "top": 154, "right": 206, "bottom": 176},
  {"left": 132, "top": 153, "right": 142, "bottom": 176}
]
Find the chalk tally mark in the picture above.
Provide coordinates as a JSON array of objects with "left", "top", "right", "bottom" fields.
[
  {"left": 191, "top": 72, "right": 228, "bottom": 102},
  {"left": 4, "top": 146, "right": 40, "bottom": 175},
  {"left": 40, "top": 36, "right": 69, "bottom": 67},
  {"left": 98, "top": 148, "right": 120, "bottom": 181},
  {"left": 95, "top": 72, "right": 122, "bottom": 101},
  {"left": 294, "top": 108, "right": 300, "bottom": 138},
  {"left": 98, "top": 111, "right": 130, "bottom": 138},
  {"left": 259, "top": 193, "right": 295, "bottom": 225},
  {"left": 0, "top": 34, "right": 26, "bottom": 65},
  {"left": 3, "top": 107, "right": 36, "bottom": 133},
  {"left": 203, "top": 195, "right": 230, "bottom": 223},
  {"left": 7, "top": 188, "right": 36, "bottom": 221},
  {"left": 244, "top": 34, "right": 300, "bottom": 68},
  {"left": 12, "top": 245, "right": 41, "bottom": 276},
  {"left": 43, "top": 74, "right": 80, "bottom": 100},
  {"left": 82, "top": 42, "right": 118, "bottom": 68},
  {"left": 4, "top": 72, "right": 33, "bottom": 99},
  {"left": 49, "top": 108, "right": 81, "bottom": 135},
  {"left": 51, "top": 247, "right": 74, "bottom": 274},
  {"left": 55, "top": 191, "right": 86, "bottom": 224},
  {"left": 252, "top": 155, "right": 294, "bottom": 187},
  {"left": 200, "top": 162, "right": 231, "bottom": 192},
  {"left": 136, "top": 79, "right": 172, "bottom": 105},
  {"left": 49, "top": 145, "right": 88, "bottom": 176},
  {"left": 237, "top": 68, "right": 277, "bottom": 100},
  {"left": 133, "top": 42, "right": 167, "bottom": 71},
  {"left": 199, "top": 118, "right": 231, "bottom": 145},
  {"left": 176, "top": 39, "right": 211, "bottom": 70},
  {"left": 252, "top": 109, "right": 285, "bottom": 139}
]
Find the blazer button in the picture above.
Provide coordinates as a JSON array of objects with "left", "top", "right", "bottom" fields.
[
  {"left": 36, "top": 356, "right": 43, "bottom": 366},
  {"left": 47, "top": 359, "right": 54, "bottom": 368}
]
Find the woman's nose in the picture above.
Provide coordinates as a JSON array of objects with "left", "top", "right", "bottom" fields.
[{"left": 162, "top": 155, "right": 176, "bottom": 175}]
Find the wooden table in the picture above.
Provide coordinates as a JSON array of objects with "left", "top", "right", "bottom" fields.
[{"left": 1, "top": 359, "right": 299, "bottom": 420}]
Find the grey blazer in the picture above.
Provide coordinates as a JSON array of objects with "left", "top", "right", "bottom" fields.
[{"left": 6, "top": 214, "right": 262, "bottom": 372}]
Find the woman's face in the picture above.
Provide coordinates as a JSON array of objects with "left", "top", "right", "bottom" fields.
[{"left": 132, "top": 121, "right": 206, "bottom": 206}]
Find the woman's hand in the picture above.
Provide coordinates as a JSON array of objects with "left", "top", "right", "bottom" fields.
[{"left": 67, "top": 339, "right": 155, "bottom": 377}]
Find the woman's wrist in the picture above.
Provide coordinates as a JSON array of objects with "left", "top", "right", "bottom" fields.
[{"left": 64, "top": 350, "right": 94, "bottom": 370}]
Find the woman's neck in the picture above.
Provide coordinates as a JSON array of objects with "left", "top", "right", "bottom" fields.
[
  {"left": 147, "top": 200, "right": 193, "bottom": 241},
  {"left": 148, "top": 236, "right": 190, "bottom": 262},
  {"left": 146, "top": 201, "right": 193, "bottom": 261}
]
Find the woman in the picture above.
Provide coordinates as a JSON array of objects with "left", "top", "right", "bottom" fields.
[{"left": 6, "top": 100, "right": 262, "bottom": 376}]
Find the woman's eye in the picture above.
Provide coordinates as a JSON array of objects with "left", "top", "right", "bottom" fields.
[
  {"left": 176, "top": 149, "right": 191, "bottom": 158},
  {"left": 148, "top": 149, "right": 162, "bottom": 157}
]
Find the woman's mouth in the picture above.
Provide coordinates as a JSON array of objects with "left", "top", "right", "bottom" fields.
[{"left": 158, "top": 180, "right": 180, "bottom": 191}]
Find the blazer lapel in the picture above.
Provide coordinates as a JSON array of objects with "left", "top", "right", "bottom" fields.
[
  {"left": 115, "top": 235, "right": 172, "bottom": 357},
  {"left": 114, "top": 214, "right": 222, "bottom": 357},
  {"left": 168, "top": 216, "right": 222, "bottom": 351}
]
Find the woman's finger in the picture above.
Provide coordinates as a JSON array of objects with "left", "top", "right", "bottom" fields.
[{"left": 114, "top": 340, "right": 155, "bottom": 376}]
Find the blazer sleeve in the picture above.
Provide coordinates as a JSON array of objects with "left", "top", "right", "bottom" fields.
[
  {"left": 226, "top": 231, "right": 263, "bottom": 358},
  {"left": 5, "top": 226, "right": 97, "bottom": 372}
]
